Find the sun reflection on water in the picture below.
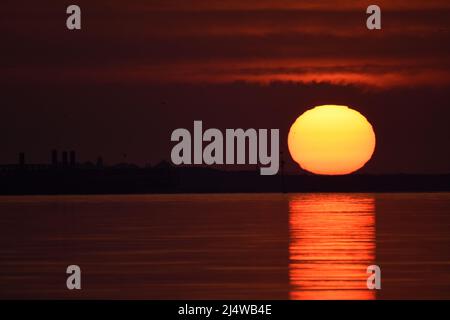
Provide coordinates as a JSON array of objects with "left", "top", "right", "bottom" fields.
[{"left": 289, "top": 193, "right": 376, "bottom": 300}]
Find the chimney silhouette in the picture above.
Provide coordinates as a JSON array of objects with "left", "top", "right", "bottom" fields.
[
  {"left": 69, "top": 150, "right": 76, "bottom": 166},
  {"left": 51, "top": 150, "right": 58, "bottom": 166},
  {"left": 96, "top": 156, "right": 103, "bottom": 168},
  {"left": 62, "top": 151, "right": 68, "bottom": 166},
  {"left": 19, "top": 152, "right": 25, "bottom": 167}
]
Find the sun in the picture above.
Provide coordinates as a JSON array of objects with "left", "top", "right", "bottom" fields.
[{"left": 288, "top": 105, "right": 376, "bottom": 175}]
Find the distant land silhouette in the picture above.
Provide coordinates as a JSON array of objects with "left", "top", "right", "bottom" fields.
[{"left": 0, "top": 151, "right": 449, "bottom": 195}]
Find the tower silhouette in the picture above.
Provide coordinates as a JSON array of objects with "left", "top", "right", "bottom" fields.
[
  {"left": 62, "top": 151, "right": 68, "bottom": 166},
  {"left": 19, "top": 152, "right": 25, "bottom": 167},
  {"left": 69, "top": 151, "right": 76, "bottom": 166},
  {"left": 51, "top": 150, "right": 58, "bottom": 166}
]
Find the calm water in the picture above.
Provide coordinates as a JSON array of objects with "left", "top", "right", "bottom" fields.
[{"left": 0, "top": 193, "right": 449, "bottom": 299}]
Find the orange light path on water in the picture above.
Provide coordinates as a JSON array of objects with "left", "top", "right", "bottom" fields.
[{"left": 289, "top": 194, "right": 376, "bottom": 300}]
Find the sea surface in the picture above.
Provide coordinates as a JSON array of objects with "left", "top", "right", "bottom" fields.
[{"left": 0, "top": 193, "right": 449, "bottom": 299}]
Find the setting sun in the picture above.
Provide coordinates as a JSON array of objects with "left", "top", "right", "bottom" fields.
[{"left": 288, "top": 105, "right": 376, "bottom": 175}]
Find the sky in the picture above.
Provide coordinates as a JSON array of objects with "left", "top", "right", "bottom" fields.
[{"left": 1, "top": 0, "right": 450, "bottom": 173}]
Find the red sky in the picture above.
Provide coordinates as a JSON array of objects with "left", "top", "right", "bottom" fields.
[
  {"left": 1, "top": 1, "right": 450, "bottom": 173},
  {"left": 3, "top": 0, "right": 450, "bottom": 87}
]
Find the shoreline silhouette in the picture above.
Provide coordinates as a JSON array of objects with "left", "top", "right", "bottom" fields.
[{"left": 1, "top": 151, "right": 449, "bottom": 195}]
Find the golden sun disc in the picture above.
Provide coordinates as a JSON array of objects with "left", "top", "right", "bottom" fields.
[{"left": 288, "top": 105, "right": 376, "bottom": 175}]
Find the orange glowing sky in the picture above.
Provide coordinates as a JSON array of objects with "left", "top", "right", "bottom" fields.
[
  {"left": 1, "top": 1, "right": 450, "bottom": 173},
  {"left": 3, "top": 0, "right": 450, "bottom": 88}
]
